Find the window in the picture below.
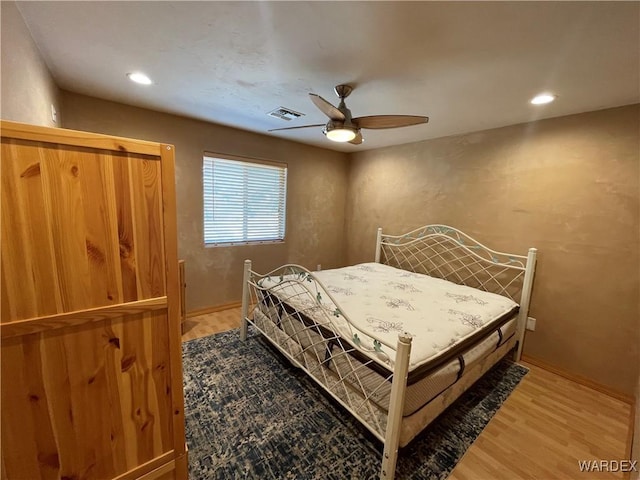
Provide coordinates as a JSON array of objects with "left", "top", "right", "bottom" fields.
[{"left": 203, "top": 154, "right": 287, "bottom": 245}]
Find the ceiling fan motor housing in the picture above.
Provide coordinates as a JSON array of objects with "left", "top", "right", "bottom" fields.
[
  {"left": 334, "top": 84, "right": 353, "bottom": 99},
  {"left": 323, "top": 119, "right": 356, "bottom": 133}
]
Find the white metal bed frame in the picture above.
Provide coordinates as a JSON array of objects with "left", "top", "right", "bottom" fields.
[{"left": 240, "top": 224, "right": 537, "bottom": 480}]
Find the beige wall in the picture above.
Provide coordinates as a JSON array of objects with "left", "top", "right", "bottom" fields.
[
  {"left": 347, "top": 105, "right": 640, "bottom": 396},
  {"left": 1, "top": 1, "right": 60, "bottom": 126},
  {"left": 62, "top": 91, "right": 348, "bottom": 311}
]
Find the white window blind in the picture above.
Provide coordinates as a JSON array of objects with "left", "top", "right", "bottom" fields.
[{"left": 203, "top": 155, "right": 287, "bottom": 245}]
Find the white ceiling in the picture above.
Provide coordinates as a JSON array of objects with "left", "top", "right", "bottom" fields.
[{"left": 17, "top": 1, "right": 640, "bottom": 152}]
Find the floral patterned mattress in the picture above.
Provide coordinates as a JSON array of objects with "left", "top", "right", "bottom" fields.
[{"left": 258, "top": 262, "right": 519, "bottom": 373}]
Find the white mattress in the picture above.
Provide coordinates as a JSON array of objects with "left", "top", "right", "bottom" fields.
[{"left": 258, "top": 262, "right": 519, "bottom": 373}]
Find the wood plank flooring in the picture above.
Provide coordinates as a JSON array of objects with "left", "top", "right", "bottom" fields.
[
  {"left": 181, "top": 307, "right": 241, "bottom": 342},
  {"left": 182, "top": 307, "right": 633, "bottom": 480}
]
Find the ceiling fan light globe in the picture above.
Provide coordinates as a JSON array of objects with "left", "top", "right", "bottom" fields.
[{"left": 325, "top": 128, "right": 356, "bottom": 142}]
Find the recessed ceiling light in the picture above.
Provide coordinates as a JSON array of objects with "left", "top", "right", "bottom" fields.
[
  {"left": 530, "top": 93, "right": 557, "bottom": 105},
  {"left": 127, "top": 72, "right": 153, "bottom": 85}
]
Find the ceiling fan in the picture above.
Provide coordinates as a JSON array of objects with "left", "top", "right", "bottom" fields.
[{"left": 268, "top": 84, "right": 429, "bottom": 145}]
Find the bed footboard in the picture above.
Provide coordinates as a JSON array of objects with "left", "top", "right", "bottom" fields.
[{"left": 240, "top": 260, "right": 414, "bottom": 480}]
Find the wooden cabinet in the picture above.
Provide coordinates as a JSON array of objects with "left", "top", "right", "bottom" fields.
[{"left": 0, "top": 121, "right": 187, "bottom": 479}]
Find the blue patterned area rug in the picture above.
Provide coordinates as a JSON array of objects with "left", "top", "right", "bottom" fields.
[{"left": 182, "top": 328, "right": 527, "bottom": 480}]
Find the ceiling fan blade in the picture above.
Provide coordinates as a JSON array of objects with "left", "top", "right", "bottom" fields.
[
  {"left": 268, "top": 124, "right": 325, "bottom": 132},
  {"left": 353, "top": 115, "right": 429, "bottom": 129},
  {"left": 349, "top": 131, "right": 363, "bottom": 145},
  {"left": 309, "top": 93, "right": 345, "bottom": 121}
]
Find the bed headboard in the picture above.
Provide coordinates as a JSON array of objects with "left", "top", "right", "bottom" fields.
[{"left": 375, "top": 225, "right": 536, "bottom": 305}]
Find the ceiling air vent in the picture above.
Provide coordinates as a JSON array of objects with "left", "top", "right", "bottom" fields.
[{"left": 267, "top": 107, "right": 305, "bottom": 121}]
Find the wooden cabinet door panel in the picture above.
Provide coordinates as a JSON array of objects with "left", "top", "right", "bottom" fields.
[{"left": 1, "top": 122, "right": 185, "bottom": 480}]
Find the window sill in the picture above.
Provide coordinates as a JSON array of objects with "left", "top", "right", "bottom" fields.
[{"left": 204, "top": 240, "right": 285, "bottom": 248}]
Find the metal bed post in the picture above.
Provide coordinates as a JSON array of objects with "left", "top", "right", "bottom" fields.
[
  {"left": 375, "top": 227, "right": 383, "bottom": 263},
  {"left": 240, "top": 259, "right": 252, "bottom": 341},
  {"left": 380, "top": 333, "right": 413, "bottom": 480},
  {"left": 514, "top": 248, "right": 537, "bottom": 361}
]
